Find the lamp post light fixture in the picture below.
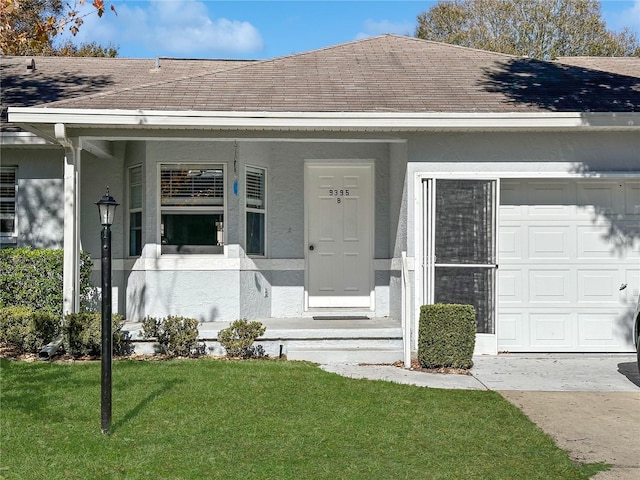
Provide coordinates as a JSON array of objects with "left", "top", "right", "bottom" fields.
[{"left": 96, "top": 189, "right": 118, "bottom": 435}]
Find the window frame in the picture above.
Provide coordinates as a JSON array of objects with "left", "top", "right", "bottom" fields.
[
  {"left": 245, "top": 165, "right": 267, "bottom": 257},
  {"left": 158, "top": 162, "right": 227, "bottom": 255},
  {"left": 127, "top": 164, "right": 143, "bottom": 257},
  {"left": 0, "top": 166, "right": 17, "bottom": 242}
]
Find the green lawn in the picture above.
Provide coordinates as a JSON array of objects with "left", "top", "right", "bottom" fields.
[{"left": 1, "top": 358, "right": 605, "bottom": 480}]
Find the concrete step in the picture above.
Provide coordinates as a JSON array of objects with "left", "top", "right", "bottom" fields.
[
  {"left": 286, "top": 347, "right": 403, "bottom": 364},
  {"left": 130, "top": 337, "right": 403, "bottom": 364},
  {"left": 125, "top": 318, "right": 403, "bottom": 364}
]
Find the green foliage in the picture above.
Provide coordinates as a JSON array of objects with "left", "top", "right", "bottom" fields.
[
  {"left": 64, "top": 312, "right": 130, "bottom": 357},
  {"left": 0, "top": 360, "right": 605, "bottom": 479},
  {"left": 53, "top": 40, "right": 118, "bottom": 57},
  {"left": 141, "top": 315, "right": 201, "bottom": 357},
  {"left": 0, "top": 248, "right": 96, "bottom": 315},
  {"left": 218, "top": 318, "right": 266, "bottom": 358},
  {"left": 416, "top": 0, "right": 640, "bottom": 59},
  {"left": 79, "top": 250, "right": 99, "bottom": 312},
  {"left": 0, "top": 247, "right": 63, "bottom": 315},
  {"left": 1, "top": 0, "right": 118, "bottom": 56},
  {"left": 418, "top": 304, "right": 476, "bottom": 369},
  {"left": 0, "top": 306, "right": 60, "bottom": 353}
]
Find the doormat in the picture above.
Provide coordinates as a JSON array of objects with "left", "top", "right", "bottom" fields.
[{"left": 312, "top": 316, "right": 370, "bottom": 321}]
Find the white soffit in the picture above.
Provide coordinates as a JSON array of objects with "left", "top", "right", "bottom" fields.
[
  {"left": 0, "top": 131, "right": 52, "bottom": 146},
  {"left": 8, "top": 108, "right": 639, "bottom": 131}
]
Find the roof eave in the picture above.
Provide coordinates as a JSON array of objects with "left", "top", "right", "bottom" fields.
[
  {"left": 0, "top": 130, "right": 54, "bottom": 146},
  {"left": 8, "top": 107, "right": 640, "bottom": 132}
]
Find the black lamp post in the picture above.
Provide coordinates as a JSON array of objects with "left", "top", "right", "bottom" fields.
[{"left": 96, "top": 189, "right": 118, "bottom": 435}]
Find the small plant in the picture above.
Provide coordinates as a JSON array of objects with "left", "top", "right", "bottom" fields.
[
  {"left": 64, "top": 312, "right": 130, "bottom": 357},
  {"left": 0, "top": 306, "right": 60, "bottom": 353},
  {"left": 141, "top": 315, "right": 200, "bottom": 357},
  {"left": 218, "top": 319, "right": 266, "bottom": 359}
]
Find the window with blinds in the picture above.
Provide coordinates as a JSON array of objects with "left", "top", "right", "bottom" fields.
[
  {"left": 246, "top": 166, "right": 265, "bottom": 209},
  {"left": 160, "top": 164, "right": 225, "bottom": 254},
  {"left": 161, "top": 165, "right": 224, "bottom": 206},
  {"left": 129, "top": 165, "right": 143, "bottom": 256},
  {"left": 245, "top": 166, "right": 266, "bottom": 256},
  {"left": 0, "top": 167, "right": 17, "bottom": 238}
]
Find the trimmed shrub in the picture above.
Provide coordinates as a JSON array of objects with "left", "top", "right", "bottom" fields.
[
  {"left": 64, "top": 312, "right": 130, "bottom": 357},
  {"left": 0, "top": 247, "right": 95, "bottom": 315},
  {"left": 0, "top": 306, "right": 60, "bottom": 353},
  {"left": 141, "top": 315, "right": 200, "bottom": 357},
  {"left": 418, "top": 304, "right": 476, "bottom": 369},
  {"left": 218, "top": 319, "right": 266, "bottom": 359}
]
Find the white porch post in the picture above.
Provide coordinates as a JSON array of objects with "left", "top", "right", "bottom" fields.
[{"left": 57, "top": 124, "right": 81, "bottom": 315}]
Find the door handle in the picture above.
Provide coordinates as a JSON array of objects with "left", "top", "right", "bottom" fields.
[{"left": 309, "top": 245, "right": 315, "bottom": 251}]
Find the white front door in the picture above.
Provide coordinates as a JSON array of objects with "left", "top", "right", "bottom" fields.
[{"left": 305, "top": 164, "right": 373, "bottom": 308}]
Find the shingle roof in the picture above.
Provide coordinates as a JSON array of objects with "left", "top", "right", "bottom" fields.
[
  {"left": 0, "top": 56, "right": 252, "bottom": 130},
  {"left": 3, "top": 35, "right": 640, "bottom": 120},
  {"left": 556, "top": 56, "right": 640, "bottom": 77}
]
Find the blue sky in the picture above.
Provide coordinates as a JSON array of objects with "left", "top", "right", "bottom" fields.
[{"left": 66, "top": 0, "right": 640, "bottom": 59}]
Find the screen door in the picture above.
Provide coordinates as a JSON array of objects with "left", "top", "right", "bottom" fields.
[{"left": 423, "top": 178, "right": 498, "bottom": 333}]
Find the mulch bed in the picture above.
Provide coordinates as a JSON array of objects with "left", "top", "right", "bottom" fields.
[{"left": 391, "top": 359, "right": 472, "bottom": 375}]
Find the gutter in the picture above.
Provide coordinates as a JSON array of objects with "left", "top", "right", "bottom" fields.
[{"left": 8, "top": 108, "right": 639, "bottom": 131}]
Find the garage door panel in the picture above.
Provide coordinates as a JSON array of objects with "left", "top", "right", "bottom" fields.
[
  {"left": 577, "top": 269, "right": 619, "bottom": 304},
  {"left": 530, "top": 312, "right": 574, "bottom": 348},
  {"left": 499, "top": 226, "right": 523, "bottom": 259},
  {"left": 527, "top": 182, "right": 574, "bottom": 218},
  {"left": 577, "top": 224, "right": 621, "bottom": 259},
  {"left": 577, "top": 313, "right": 617, "bottom": 347},
  {"left": 497, "top": 312, "right": 526, "bottom": 349},
  {"left": 576, "top": 183, "right": 619, "bottom": 215},
  {"left": 625, "top": 269, "right": 640, "bottom": 301},
  {"left": 529, "top": 226, "right": 572, "bottom": 259},
  {"left": 625, "top": 183, "right": 640, "bottom": 214},
  {"left": 529, "top": 269, "right": 572, "bottom": 303},
  {"left": 500, "top": 181, "right": 525, "bottom": 218},
  {"left": 498, "top": 269, "right": 523, "bottom": 304}
]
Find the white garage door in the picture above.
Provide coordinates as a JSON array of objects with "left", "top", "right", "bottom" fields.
[{"left": 498, "top": 179, "right": 640, "bottom": 352}]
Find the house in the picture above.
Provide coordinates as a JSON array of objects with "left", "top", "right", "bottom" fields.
[{"left": 2, "top": 35, "right": 639, "bottom": 361}]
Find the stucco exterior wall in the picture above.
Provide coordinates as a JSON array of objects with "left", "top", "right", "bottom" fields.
[
  {"left": 3, "top": 147, "right": 64, "bottom": 248},
  {"left": 119, "top": 139, "right": 397, "bottom": 321},
  {"left": 7, "top": 129, "right": 636, "bottom": 326},
  {"left": 405, "top": 130, "right": 640, "bottom": 256}
]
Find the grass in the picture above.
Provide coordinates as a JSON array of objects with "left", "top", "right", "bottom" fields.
[{"left": 1, "top": 358, "right": 606, "bottom": 480}]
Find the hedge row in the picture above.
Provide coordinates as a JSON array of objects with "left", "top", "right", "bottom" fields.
[
  {"left": 0, "top": 307, "right": 131, "bottom": 357},
  {"left": 0, "top": 247, "right": 96, "bottom": 315}
]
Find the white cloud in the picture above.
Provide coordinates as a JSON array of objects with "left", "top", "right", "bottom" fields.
[
  {"left": 603, "top": 0, "right": 640, "bottom": 36},
  {"left": 58, "top": 0, "right": 264, "bottom": 57},
  {"left": 355, "top": 19, "right": 415, "bottom": 40},
  {"left": 625, "top": 0, "right": 640, "bottom": 35}
]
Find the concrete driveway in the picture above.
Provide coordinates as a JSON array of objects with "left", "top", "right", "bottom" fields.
[
  {"left": 323, "top": 354, "right": 640, "bottom": 479},
  {"left": 474, "top": 354, "right": 640, "bottom": 480}
]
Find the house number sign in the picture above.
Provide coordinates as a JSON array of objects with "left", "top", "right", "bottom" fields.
[{"left": 328, "top": 189, "right": 350, "bottom": 204}]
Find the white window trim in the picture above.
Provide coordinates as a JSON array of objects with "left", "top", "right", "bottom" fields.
[
  {"left": 0, "top": 166, "right": 17, "bottom": 242},
  {"left": 157, "top": 162, "right": 227, "bottom": 256},
  {"left": 245, "top": 165, "right": 267, "bottom": 258},
  {"left": 127, "top": 164, "right": 143, "bottom": 257}
]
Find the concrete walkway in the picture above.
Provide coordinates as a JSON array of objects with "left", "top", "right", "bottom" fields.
[
  {"left": 321, "top": 354, "right": 640, "bottom": 480},
  {"left": 321, "top": 354, "right": 640, "bottom": 392}
]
